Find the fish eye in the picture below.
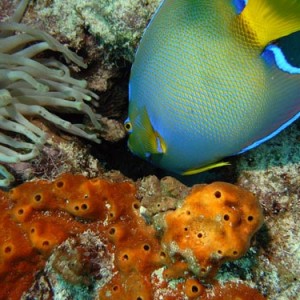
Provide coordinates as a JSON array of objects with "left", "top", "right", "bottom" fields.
[{"left": 124, "top": 121, "right": 132, "bottom": 133}]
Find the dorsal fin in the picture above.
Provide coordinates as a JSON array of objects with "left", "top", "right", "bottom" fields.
[{"left": 240, "top": 0, "right": 300, "bottom": 47}]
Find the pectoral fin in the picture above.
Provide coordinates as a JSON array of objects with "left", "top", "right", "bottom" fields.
[{"left": 129, "top": 105, "right": 167, "bottom": 157}]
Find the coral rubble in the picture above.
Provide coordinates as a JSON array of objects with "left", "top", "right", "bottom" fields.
[{"left": 0, "top": 174, "right": 265, "bottom": 299}]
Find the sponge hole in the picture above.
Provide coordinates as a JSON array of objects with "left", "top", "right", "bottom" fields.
[
  {"left": 143, "top": 244, "right": 150, "bottom": 251},
  {"left": 42, "top": 240, "right": 50, "bottom": 247},
  {"left": 56, "top": 181, "right": 64, "bottom": 188},
  {"left": 224, "top": 214, "right": 230, "bottom": 221},
  {"left": 17, "top": 208, "right": 24, "bottom": 215},
  {"left": 81, "top": 203, "right": 88, "bottom": 210},
  {"left": 4, "top": 246, "right": 12, "bottom": 254},
  {"left": 34, "top": 194, "right": 42, "bottom": 202},
  {"left": 247, "top": 215, "right": 254, "bottom": 221},
  {"left": 214, "top": 191, "right": 222, "bottom": 198},
  {"left": 109, "top": 227, "right": 116, "bottom": 235}
]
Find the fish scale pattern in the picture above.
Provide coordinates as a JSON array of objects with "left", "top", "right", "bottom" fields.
[{"left": 127, "top": 0, "right": 300, "bottom": 174}]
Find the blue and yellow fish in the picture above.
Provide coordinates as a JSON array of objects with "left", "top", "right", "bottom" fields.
[{"left": 125, "top": 0, "right": 300, "bottom": 175}]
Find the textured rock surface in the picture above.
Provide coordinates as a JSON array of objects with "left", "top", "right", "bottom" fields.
[{"left": 236, "top": 122, "right": 300, "bottom": 299}]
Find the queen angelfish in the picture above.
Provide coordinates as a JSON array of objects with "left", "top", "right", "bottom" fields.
[{"left": 124, "top": 0, "right": 300, "bottom": 175}]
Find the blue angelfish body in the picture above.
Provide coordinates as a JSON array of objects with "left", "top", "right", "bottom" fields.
[{"left": 125, "top": 0, "right": 300, "bottom": 175}]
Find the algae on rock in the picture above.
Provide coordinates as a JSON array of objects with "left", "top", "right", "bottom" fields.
[{"left": 37, "top": 0, "right": 161, "bottom": 62}]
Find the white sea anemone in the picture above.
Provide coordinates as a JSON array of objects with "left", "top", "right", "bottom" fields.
[{"left": 0, "top": 0, "right": 101, "bottom": 187}]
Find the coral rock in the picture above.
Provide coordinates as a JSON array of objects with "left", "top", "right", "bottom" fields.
[{"left": 207, "top": 281, "right": 267, "bottom": 300}]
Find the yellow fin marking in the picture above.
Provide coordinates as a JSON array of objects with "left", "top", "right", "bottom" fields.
[
  {"left": 182, "top": 161, "right": 230, "bottom": 175},
  {"left": 135, "top": 106, "right": 166, "bottom": 155},
  {"left": 241, "top": 0, "right": 300, "bottom": 47}
]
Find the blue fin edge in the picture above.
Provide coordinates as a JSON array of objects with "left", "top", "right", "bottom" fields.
[
  {"left": 155, "top": 136, "right": 164, "bottom": 153},
  {"left": 238, "top": 111, "right": 300, "bottom": 154},
  {"left": 239, "top": 44, "right": 300, "bottom": 154},
  {"left": 139, "top": 0, "right": 165, "bottom": 39},
  {"left": 232, "top": 0, "right": 247, "bottom": 14},
  {"left": 262, "top": 44, "right": 300, "bottom": 74}
]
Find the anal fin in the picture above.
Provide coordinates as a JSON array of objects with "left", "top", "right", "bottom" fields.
[{"left": 182, "top": 161, "right": 230, "bottom": 175}]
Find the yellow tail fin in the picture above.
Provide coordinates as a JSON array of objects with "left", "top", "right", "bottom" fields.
[{"left": 241, "top": 0, "right": 300, "bottom": 46}]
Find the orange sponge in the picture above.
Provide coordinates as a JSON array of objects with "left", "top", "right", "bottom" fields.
[
  {"left": 0, "top": 175, "right": 265, "bottom": 300},
  {"left": 161, "top": 182, "right": 264, "bottom": 278}
]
